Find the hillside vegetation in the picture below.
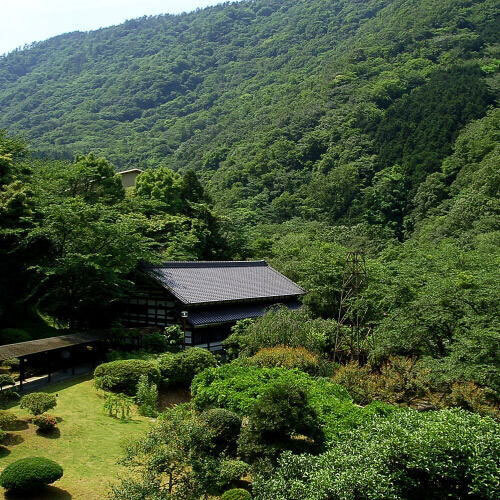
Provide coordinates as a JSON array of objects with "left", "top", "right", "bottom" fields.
[{"left": 0, "top": 0, "right": 498, "bottom": 224}]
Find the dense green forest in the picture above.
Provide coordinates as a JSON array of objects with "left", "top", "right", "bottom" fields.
[{"left": 0, "top": 0, "right": 499, "bottom": 498}]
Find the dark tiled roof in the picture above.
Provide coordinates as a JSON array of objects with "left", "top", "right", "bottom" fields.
[
  {"left": 143, "top": 261, "right": 305, "bottom": 305},
  {"left": 188, "top": 300, "right": 301, "bottom": 326},
  {"left": 0, "top": 333, "right": 101, "bottom": 361}
]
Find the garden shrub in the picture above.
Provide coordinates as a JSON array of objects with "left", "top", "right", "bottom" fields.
[
  {"left": 0, "top": 374, "right": 15, "bottom": 391},
  {"left": 333, "top": 358, "right": 500, "bottom": 416},
  {"left": 200, "top": 408, "right": 242, "bottom": 455},
  {"left": 218, "top": 460, "right": 249, "bottom": 490},
  {"left": 163, "top": 325, "right": 184, "bottom": 352},
  {"left": 32, "top": 414, "right": 57, "bottom": 433},
  {"left": 0, "top": 457, "right": 63, "bottom": 491},
  {"left": 0, "top": 328, "right": 31, "bottom": 346},
  {"left": 430, "top": 380, "right": 499, "bottom": 418},
  {"left": 3, "top": 357, "right": 20, "bottom": 370},
  {"left": 107, "top": 349, "right": 157, "bottom": 361},
  {"left": 0, "top": 428, "right": 6, "bottom": 443},
  {"left": 253, "top": 409, "right": 500, "bottom": 500},
  {"left": 94, "top": 359, "right": 160, "bottom": 395},
  {"left": 221, "top": 488, "right": 252, "bottom": 500},
  {"left": 142, "top": 333, "right": 168, "bottom": 353},
  {"left": 223, "top": 308, "right": 330, "bottom": 356},
  {"left": 0, "top": 410, "right": 18, "bottom": 430},
  {"left": 103, "top": 392, "right": 134, "bottom": 420},
  {"left": 248, "top": 346, "right": 320, "bottom": 374},
  {"left": 19, "top": 392, "right": 57, "bottom": 416},
  {"left": 192, "top": 363, "right": 374, "bottom": 442},
  {"left": 135, "top": 374, "right": 158, "bottom": 417},
  {"left": 0, "top": 388, "right": 20, "bottom": 405},
  {"left": 158, "top": 347, "right": 216, "bottom": 387}
]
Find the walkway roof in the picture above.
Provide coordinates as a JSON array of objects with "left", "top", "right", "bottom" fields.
[{"left": 0, "top": 333, "right": 101, "bottom": 361}]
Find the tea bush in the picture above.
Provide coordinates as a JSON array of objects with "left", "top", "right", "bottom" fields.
[{"left": 254, "top": 409, "right": 500, "bottom": 500}]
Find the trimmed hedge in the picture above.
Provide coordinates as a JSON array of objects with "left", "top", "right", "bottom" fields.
[
  {"left": 0, "top": 457, "right": 63, "bottom": 491},
  {"left": 158, "top": 347, "right": 216, "bottom": 387},
  {"left": 94, "top": 359, "right": 160, "bottom": 395},
  {"left": 20, "top": 393, "right": 57, "bottom": 416},
  {"left": 221, "top": 488, "right": 252, "bottom": 500}
]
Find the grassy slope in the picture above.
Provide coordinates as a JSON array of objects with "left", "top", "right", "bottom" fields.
[{"left": 0, "top": 376, "right": 151, "bottom": 499}]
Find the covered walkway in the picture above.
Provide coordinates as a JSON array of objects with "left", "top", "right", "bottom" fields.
[{"left": 0, "top": 333, "right": 103, "bottom": 391}]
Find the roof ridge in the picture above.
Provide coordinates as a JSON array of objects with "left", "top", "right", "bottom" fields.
[{"left": 144, "top": 260, "right": 268, "bottom": 269}]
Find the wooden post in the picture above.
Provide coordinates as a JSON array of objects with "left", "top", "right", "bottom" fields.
[
  {"left": 19, "top": 357, "right": 25, "bottom": 391},
  {"left": 47, "top": 351, "right": 51, "bottom": 383}
]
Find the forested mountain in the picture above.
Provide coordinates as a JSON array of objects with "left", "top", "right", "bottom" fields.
[{"left": 0, "top": 0, "right": 497, "bottom": 225}]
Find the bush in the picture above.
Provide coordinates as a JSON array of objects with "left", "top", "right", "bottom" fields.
[
  {"left": 135, "top": 374, "right": 158, "bottom": 417},
  {"left": 248, "top": 346, "right": 320, "bottom": 375},
  {"left": 200, "top": 408, "right": 242, "bottom": 455},
  {"left": 0, "top": 410, "right": 17, "bottom": 430},
  {"left": 94, "top": 359, "right": 160, "bottom": 395},
  {"left": 164, "top": 325, "right": 184, "bottom": 352},
  {"left": 3, "top": 357, "right": 20, "bottom": 370},
  {"left": 0, "top": 388, "right": 20, "bottom": 405},
  {"left": 223, "top": 308, "right": 330, "bottom": 356},
  {"left": 32, "top": 414, "right": 57, "bottom": 433},
  {"left": 158, "top": 348, "right": 216, "bottom": 387},
  {"left": 0, "top": 328, "right": 31, "bottom": 346},
  {"left": 0, "top": 374, "right": 15, "bottom": 391},
  {"left": 218, "top": 460, "right": 249, "bottom": 490},
  {"left": 0, "top": 457, "right": 63, "bottom": 491},
  {"left": 253, "top": 409, "right": 500, "bottom": 500},
  {"left": 221, "top": 488, "right": 252, "bottom": 500},
  {"left": 20, "top": 393, "right": 57, "bottom": 416},
  {"left": 142, "top": 333, "right": 168, "bottom": 353},
  {"left": 192, "top": 363, "right": 375, "bottom": 443}
]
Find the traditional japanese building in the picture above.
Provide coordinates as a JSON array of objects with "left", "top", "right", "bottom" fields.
[{"left": 120, "top": 261, "right": 305, "bottom": 351}]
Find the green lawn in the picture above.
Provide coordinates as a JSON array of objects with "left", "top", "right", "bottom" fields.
[{"left": 0, "top": 375, "right": 152, "bottom": 499}]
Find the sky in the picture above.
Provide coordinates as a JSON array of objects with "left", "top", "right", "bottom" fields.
[{"left": 1, "top": 0, "right": 234, "bottom": 55}]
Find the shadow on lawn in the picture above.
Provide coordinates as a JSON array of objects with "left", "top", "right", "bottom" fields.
[
  {"left": 5, "top": 486, "right": 72, "bottom": 499},
  {"left": 2, "top": 434, "right": 24, "bottom": 446},
  {"left": 36, "top": 427, "right": 61, "bottom": 439},
  {"left": 3, "top": 419, "right": 28, "bottom": 432},
  {"left": 0, "top": 446, "right": 10, "bottom": 458}
]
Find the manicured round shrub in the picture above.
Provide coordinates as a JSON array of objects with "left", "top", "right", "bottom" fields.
[
  {"left": 221, "top": 488, "right": 252, "bottom": 500},
  {"left": 32, "top": 414, "right": 57, "bottom": 433},
  {"left": 94, "top": 359, "right": 160, "bottom": 395},
  {"left": 248, "top": 346, "right": 320, "bottom": 375},
  {"left": 158, "top": 347, "right": 216, "bottom": 387},
  {"left": 0, "top": 410, "right": 17, "bottom": 430},
  {"left": 0, "top": 457, "right": 63, "bottom": 491},
  {"left": 20, "top": 392, "right": 57, "bottom": 416},
  {"left": 0, "top": 328, "right": 31, "bottom": 346}
]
